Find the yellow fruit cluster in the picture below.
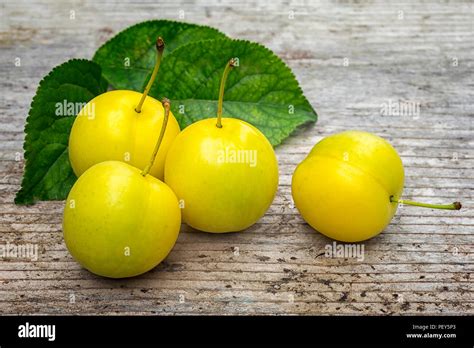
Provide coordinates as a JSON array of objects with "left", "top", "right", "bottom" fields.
[{"left": 63, "top": 38, "right": 461, "bottom": 279}]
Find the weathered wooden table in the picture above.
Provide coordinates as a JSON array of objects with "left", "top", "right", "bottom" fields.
[{"left": 0, "top": 0, "right": 472, "bottom": 315}]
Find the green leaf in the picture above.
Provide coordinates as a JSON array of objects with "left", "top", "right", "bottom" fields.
[
  {"left": 15, "top": 59, "right": 107, "bottom": 205},
  {"left": 151, "top": 39, "right": 317, "bottom": 146},
  {"left": 93, "top": 20, "right": 228, "bottom": 91}
]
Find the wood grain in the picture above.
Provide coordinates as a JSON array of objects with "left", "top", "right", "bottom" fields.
[{"left": 0, "top": 0, "right": 472, "bottom": 315}]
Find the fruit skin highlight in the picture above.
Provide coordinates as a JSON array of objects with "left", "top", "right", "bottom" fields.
[
  {"left": 63, "top": 99, "right": 181, "bottom": 278},
  {"left": 69, "top": 90, "right": 180, "bottom": 179},
  {"left": 292, "top": 130, "right": 404, "bottom": 242},
  {"left": 68, "top": 37, "right": 180, "bottom": 180},
  {"left": 164, "top": 59, "right": 278, "bottom": 233}
]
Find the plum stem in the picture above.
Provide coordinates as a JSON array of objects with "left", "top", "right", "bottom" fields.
[
  {"left": 135, "top": 37, "right": 165, "bottom": 113},
  {"left": 390, "top": 196, "right": 461, "bottom": 210},
  {"left": 141, "top": 98, "right": 170, "bottom": 176},
  {"left": 216, "top": 58, "right": 236, "bottom": 128}
]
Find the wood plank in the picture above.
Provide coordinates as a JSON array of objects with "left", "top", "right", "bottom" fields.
[{"left": 0, "top": 0, "right": 472, "bottom": 315}]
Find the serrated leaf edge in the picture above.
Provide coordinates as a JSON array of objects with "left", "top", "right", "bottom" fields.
[
  {"left": 92, "top": 19, "right": 229, "bottom": 63},
  {"left": 15, "top": 59, "right": 102, "bottom": 204}
]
